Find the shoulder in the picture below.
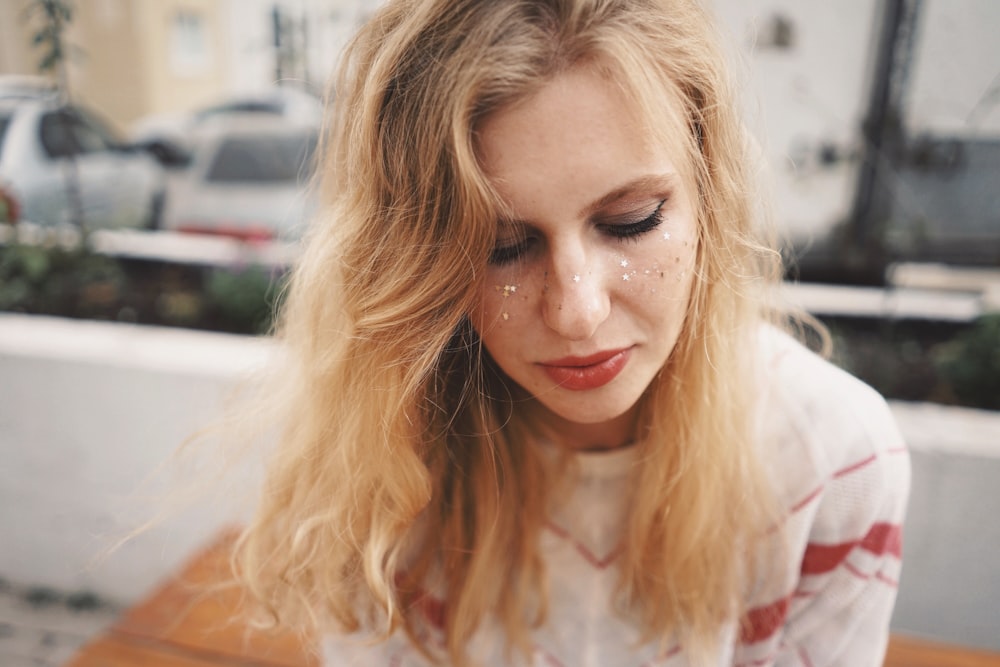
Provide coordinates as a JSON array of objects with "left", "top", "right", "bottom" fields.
[
  {"left": 754, "top": 325, "right": 909, "bottom": 513},
  {"left": 740, "top": 326, "right": 912, "bottom": 667}
]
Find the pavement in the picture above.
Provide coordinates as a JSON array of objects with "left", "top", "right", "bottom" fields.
[{"left": 0, "top": 579, "right": 119, "bottom": 667}]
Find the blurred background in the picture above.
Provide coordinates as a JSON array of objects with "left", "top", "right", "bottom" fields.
[{"left": 0, "top": 0, "right": 998, "bottom": 665}]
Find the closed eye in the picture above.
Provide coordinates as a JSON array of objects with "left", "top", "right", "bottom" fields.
[
  {"left": 489, "top": 237, "right": 532, "bottom": 266},
  {"left": 487, "top": 198, "right": 667, "bottom": 266},
  {"left": 601, "top": 199, "right": 666, "bottom": 241}
]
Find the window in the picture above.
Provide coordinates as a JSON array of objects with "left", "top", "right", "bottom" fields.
[
  {"left": 0, "top": 115, "right": 11, "bottom": 154},
  {"left": 169, "top": 10, "right": 212, "bottom": 75},
  {"left": 205, "top": 132, "right": 317, "bottom": 183},
  {"left": 39, "top": 109, "right": 113, "bottom": 158}
]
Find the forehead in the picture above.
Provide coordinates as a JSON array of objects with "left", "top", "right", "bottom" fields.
[{"left": 476, "top": 65, "right": 691, "bottom": 218}]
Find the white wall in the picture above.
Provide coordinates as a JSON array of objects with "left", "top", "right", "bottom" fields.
[
  {"left": 709, "top": 0, "right": 879, "bottom": 243},
  {"left": 0, "top": 315, "right": 270, "bottom": 603},
  {"left": 221, "top": 0, "right": 379, "bottom": 94}
]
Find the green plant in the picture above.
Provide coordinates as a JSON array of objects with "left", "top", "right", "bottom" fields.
[
  {"left": 934, "top": 314, "right": 1000, "bottom": 410},
  {"left": 204, "top": 265, "right": 285, "bottom": 334},
  {"left": 26, "top": 0, "right": 76, "bottom": 78},
  {"left": 0, "top": 242, "right": 125, "bottom": 317},
  {"left": 24, "top": 0, "right": 86, "bottom": 234}
]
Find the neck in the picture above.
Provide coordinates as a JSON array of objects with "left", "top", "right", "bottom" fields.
[{"left": 533, "top": 402, "right": 639, "bottom": 452}]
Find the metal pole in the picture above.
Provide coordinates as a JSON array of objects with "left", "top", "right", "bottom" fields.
[{"left": 847, "top": 0, "right": 922, "bottom": 282}]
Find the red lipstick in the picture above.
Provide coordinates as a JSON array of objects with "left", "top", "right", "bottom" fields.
[{"left": 539, "top": 348, "right": 631, "bottom": 391}]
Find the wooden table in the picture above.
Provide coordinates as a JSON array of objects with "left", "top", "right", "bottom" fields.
[
  {"left": 67, "top": 531, "right": 1000, "bottom": 666},
  {"left": 66, "top": 529, "right": 316, "bottom": 667}
]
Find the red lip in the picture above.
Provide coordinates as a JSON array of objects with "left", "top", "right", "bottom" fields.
[{"left": 539, "top": 347, "right": 632, "bottom": 391}]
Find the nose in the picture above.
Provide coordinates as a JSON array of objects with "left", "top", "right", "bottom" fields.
[{"left": 541, "top": 248, "right": 611, "bottom": 341}]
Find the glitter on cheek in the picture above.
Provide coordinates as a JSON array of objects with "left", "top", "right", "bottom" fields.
[
  {"left": 572, "top": 274, "right": 581, "bottom": 283},
  {"left": 662, "top": 231, "right": 671, "bottom": 241},
  {"left": 619, "top": 258, "right": 629, "bottom": 268},
  {"left": 502, "top": 312, "right": 510, "bottom": 320}
]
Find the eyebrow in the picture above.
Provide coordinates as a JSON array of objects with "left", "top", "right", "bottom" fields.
[{"left": 578, "top": 173, "right": 677, "bottom": 219}]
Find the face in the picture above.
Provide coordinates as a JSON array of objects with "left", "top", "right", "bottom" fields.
[{"left": 471, "top": 66, "right": 700, "bottom": 451}]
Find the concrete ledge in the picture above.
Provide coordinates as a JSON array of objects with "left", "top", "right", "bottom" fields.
[
  {"left": 781, "top": 281, "right": 985, "bottom": 321},
  {"left": 0, "top": 312, "right": 272, "bottom": 378},
  {"left": 0, "top": 315, "right": 271, "bottom": 604},
  {"left": 890, "top": 400, "right": 1000, "bottom": 459}
]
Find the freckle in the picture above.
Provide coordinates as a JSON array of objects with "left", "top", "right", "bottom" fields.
[
  {"left": 659, "top": 271, "right": 665, "bottom": 278},
  {"left": 675, "top": 256, "right": 680, "bottom": 263},
  {"left": 620, "top": 258, "right": 629, "bottom": 268}
]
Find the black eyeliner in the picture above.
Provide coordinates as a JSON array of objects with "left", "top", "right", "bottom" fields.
[{"left": 603, "top": 199, "right": 666, "bottom": 240}]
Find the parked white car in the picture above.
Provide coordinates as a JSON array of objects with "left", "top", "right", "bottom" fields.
[
  {"left": 0, "top": 95, "right": 166, "bottom": 231},
  {"left": 131, "top": 86, "right": 322, "bottom": 168},
  {"left": 162, "top": 117, "right": 318, "bottom": 242}
]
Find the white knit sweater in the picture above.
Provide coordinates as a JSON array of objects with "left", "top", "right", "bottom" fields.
[{"left": 323, "top": 329, "right": 911, "bottom": 666}]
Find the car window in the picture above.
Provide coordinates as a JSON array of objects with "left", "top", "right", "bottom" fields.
[
  {"left": 73, "top": 107, "right": 122, "bottom": 148},
  {"left": 39, "top": 109, "right": 114, "bottom": 158},
  {"left": 204, "top": 132, "right": 317, "bottom": 183},
  {"left": 40, "top": 112, "right": 76, "bottom": 158},
  {"left": 195, "top": 101, "right": 283, "bottom": 121},
  {"left": 0, "top": 114, "right": 10, "bottom": 154}
]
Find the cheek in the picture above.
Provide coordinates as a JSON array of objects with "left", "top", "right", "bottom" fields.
[
  {"left": 614, "top": 232, "right": 697, "bottom": 298},
  {"left": 471, "top": 273, "right": 537, "bottom": 332}
]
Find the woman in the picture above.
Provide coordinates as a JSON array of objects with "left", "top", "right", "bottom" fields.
[{"left": 234, "top": 0, "right": 910, "bottom": 665}]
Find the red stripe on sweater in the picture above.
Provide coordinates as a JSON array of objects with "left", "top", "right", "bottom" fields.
[
  {"left": 397, "top": 577, "right": 448, "bottom": 631},
  {"left": 790, "top": 485, "right": 825, "bottom": 514},
  {"left": 801, "top": 522, "right": 902, "bottom": 576},
  {"left": 789, "top": 446, "right": 907, "bottom": 517},
  {"left": 536, "top": 644, "right": 568, "bottom": 667},
  {"left": 876, "top": 571, "right": 900, "bottom": 588},
  {"left": 419, "top": 593, "right": 447, "bottom": 630},
  {"left": 740, "top": 596, "right": 789, "bottom": 644},
  {"left": 544, "top": 520, "right": 620, "bottom": 569},
  {"left": 834, "top": 453, "right": 877, "bottom": 478}
]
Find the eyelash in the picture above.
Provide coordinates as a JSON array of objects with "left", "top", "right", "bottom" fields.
[{"left": 488, "top": 199, "right": 667, "bottom": 266}]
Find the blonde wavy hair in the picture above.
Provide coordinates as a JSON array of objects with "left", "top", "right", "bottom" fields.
[{"left": 235, "top": 0, "right": 785, "bottom": 663}]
